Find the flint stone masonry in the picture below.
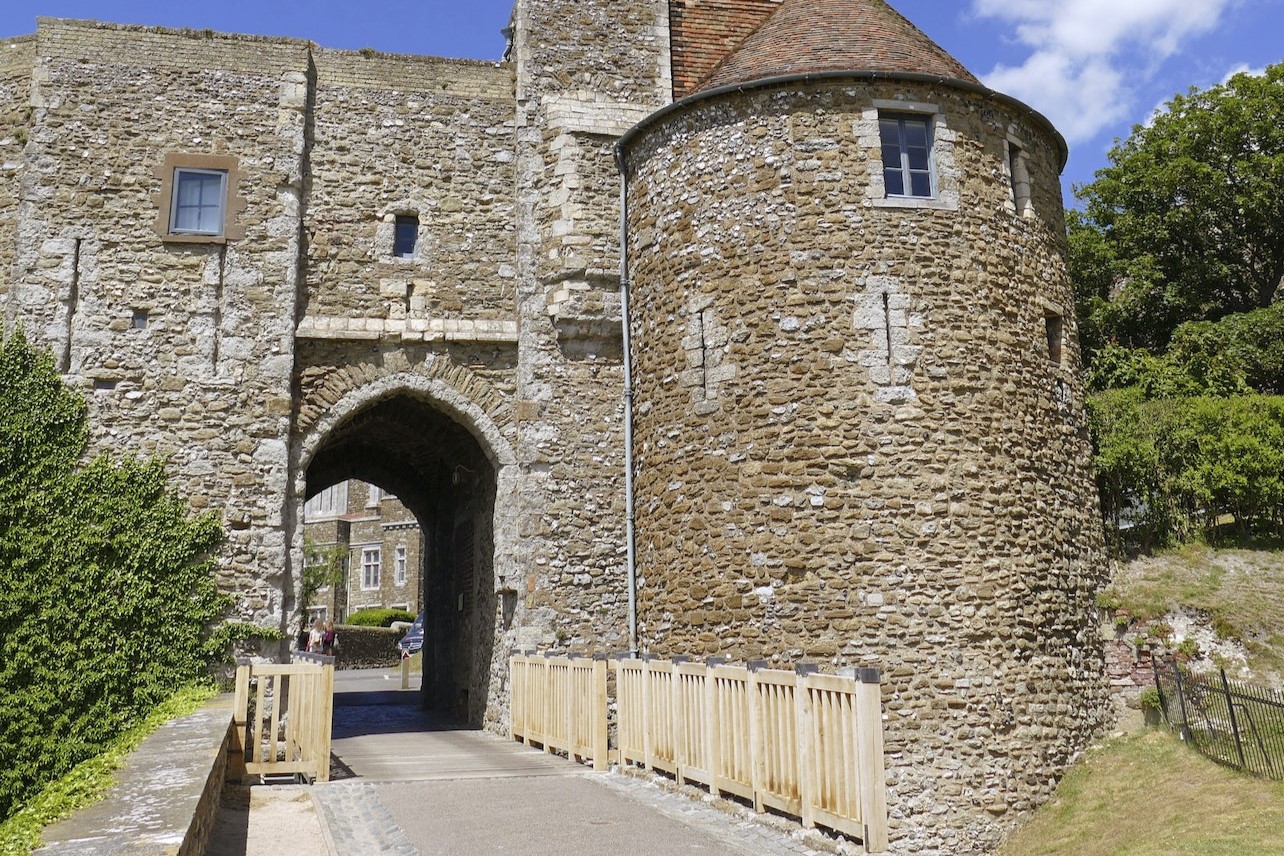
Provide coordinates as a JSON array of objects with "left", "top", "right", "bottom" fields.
[
  {"left": 622, "top": 77, "right": 1108, "bottom": 855},
  {"left": 2, "top": 3, "right": 1112, "bottom": 853}
]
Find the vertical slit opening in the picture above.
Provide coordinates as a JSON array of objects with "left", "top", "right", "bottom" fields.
[
  {"left": 882, "top": 292, "right": 893, "bottom": 366},
  {"left": 62, "top": 239, "right": 82, "bottom": 373},
  {"left": 214, "top": 245, "right": 226, "bottom": 368}
]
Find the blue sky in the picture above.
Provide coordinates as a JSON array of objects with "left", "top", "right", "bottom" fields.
[{"left": 2, "top": 0, "right": 1282, "bottom": 204}]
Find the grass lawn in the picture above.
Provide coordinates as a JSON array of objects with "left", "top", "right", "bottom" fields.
[{"left": 998, "top": 729, "right": 1284, "bottom": 856}]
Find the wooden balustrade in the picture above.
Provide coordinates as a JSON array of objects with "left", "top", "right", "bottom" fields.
[
  {"left": 508, "top": 654, "right": 609, "bottom": 771},
  {"left": 230, "top": 653, "right": 334, "bottom": 783},
  {"left": 512, "top": 653, "right": 887, "bottom": 853}
]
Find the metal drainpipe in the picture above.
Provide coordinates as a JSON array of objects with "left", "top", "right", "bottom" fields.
[{"left": 616, "top": 143, "right": 639, "bottom": 658}]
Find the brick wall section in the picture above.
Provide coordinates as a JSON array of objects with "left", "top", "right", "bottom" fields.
[
  {"left": 700, "top": 0, "right": 982, "bottom": 92},
  {"left": 622, "top": 79, "right": 1108, "bottom": 855},
  {"left": 0, "top": 37, "right": 33, "bottom": 329},
  {"left": 12, "top": 18, "right": 311, "bottom": 622},
  {"left": 668, "top": 0, "right": 780, "bottom": 99}
]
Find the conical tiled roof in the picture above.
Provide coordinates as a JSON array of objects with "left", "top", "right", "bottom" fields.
[{"left": 697, "top": 0, "right": 980, "bottom": 93}]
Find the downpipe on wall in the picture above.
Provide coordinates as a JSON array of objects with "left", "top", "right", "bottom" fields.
[{"left": 616, "top": 143, "right": 639, "bottom": 658}]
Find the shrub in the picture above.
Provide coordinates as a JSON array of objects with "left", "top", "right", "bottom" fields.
[
  {"left": 0, "top": 331, "right": 229, "bottom": 821},
  {"left": 345, "top": 607, "right": 416, "bottom": 627},
  {"left": 333, "top": 625, "right": 403, "bottom": 668}
]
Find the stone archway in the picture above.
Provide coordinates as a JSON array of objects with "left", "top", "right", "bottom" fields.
[{"left": 292, "top": 375, "right": 520, "bottom": 728}]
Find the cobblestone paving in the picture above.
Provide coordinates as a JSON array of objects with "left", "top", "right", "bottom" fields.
[{"left": 312, "top": 782, "right": 416, "bottom": 856}]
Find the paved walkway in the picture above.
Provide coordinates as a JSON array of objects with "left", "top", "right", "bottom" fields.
[{"left": 213, "top": 668, "right": 851, "bottom": 856}]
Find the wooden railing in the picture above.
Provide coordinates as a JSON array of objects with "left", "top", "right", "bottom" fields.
[
  {"left": 511, "top": 654, "right": 888, "bottom": 852},
  {"left": 509, "top": 654, "right": 609, "bottom": 771},
  {"left": 230, "top": 652, "right": 335, "bottom": 783}
]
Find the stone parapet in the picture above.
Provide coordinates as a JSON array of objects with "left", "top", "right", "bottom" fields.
[{"left": 33, "top": 696, "right": 233, "bottom": 856}]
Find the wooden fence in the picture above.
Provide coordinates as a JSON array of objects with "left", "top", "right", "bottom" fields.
[
  {"left": 230, "top": 652, "right": 335, "bottom": 783},
  {"left": 511, "top": 654, "right": 888, "bottom": 852},
  {"left": 509, "top": 654, "right": 609, "bottom": 771}
]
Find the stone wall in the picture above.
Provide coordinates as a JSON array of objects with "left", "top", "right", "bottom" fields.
[
  {"left": 9, "top": 19, "right": 311, "bottom": 624},
  {"left": 0, "top": 36, "right": 33, "bottom": 330},
  {"left": 503, "top": 0, "right": 678, "bottom": 674},
  {"left": 304, "top": 49, "right": 516, "bottom": 321},
  {"left": 622, "top": 79, "right": 1108, "bottom": 855}
]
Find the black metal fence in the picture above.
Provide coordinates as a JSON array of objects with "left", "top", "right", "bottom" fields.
[{"left": 1153, "top": 657, "right": 1284, "bottom": 780}]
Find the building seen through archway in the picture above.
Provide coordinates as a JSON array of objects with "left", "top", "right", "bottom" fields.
[{"left": 304, "top": 393, "right": 497, "bottom": 726}]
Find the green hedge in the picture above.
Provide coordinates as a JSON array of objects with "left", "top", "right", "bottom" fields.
[
  {"left": 0, "top": 331, "right": 229, "bottom": 821},
  {"left": 334, "top": 625, "right": 404, "bottom": 668},
  {"left": 346, "top": 607, "right": 416, "bottom": 627}
]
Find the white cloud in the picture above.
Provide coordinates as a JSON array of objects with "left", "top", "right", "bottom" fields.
[{"left": 970, "top": 0, "right": 1238, "bottom": 143}]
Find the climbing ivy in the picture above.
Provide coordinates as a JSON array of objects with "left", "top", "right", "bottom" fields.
[{"left": 0, "top": 330, "right": 227, "bottom": 821}]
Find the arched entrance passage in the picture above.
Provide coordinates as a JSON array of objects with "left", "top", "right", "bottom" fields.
[{"left": 298, "top": 382, "right": 517, "bottom": 729}]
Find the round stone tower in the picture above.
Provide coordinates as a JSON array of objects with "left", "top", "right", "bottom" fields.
[{"left": 618, "top": 0, "right": 1109, "bottom": 852}]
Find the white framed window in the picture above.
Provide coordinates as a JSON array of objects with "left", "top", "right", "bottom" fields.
[
  {"left": 366, "top": 485, "right": 383, "bottom": 508},
  {"left": 879, "top": 114, "right": 934, "bottom": 198},
  {"left": 170, "top": 168, "right": 228, "bottom": 236},
  {"left": 1007, "top": 138, "right": 1033, "bottom": 217},
  {"left": 395, "top": 545, "right": 407, "bottom": 586},
  {"left": 152, "top": 153, "right": 245, "bottom": 243},
  {"left": 361, "top": 547, "right": 382, "bottom": 590}
]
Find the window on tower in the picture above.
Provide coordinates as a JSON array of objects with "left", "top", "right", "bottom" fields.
[{"left": 879, "top": 114, "right": 935, "bottom": 199}]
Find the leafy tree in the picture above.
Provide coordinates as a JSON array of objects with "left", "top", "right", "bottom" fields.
[
  {"left": 1074, "top": 63, "right": 1284, "bottom": 350},
  {"left": 301, "top": 534, "right": 346, "bottom": 618},
  {"left": 0, "top": 330, "right": 227, "bottom": 820}
]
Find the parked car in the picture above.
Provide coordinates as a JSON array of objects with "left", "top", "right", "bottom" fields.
[{"left": 397, "top": 611, "right": 425, "bottom": 655}]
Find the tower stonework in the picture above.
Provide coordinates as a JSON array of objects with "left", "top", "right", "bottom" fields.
[
  {"left": 0, "top": 2, "right": 1110, "bottom": 852},
  {"left": 620, "top": 1, "right": 1109, "bottom": 852}
]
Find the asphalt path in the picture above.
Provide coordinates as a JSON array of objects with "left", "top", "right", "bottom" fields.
[{"left": 316, "top": 667, "right": 834, "bottom": 856}]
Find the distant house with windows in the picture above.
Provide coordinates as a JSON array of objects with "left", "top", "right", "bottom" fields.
[{"left": 302, "top": 480, "right": 423, "bottom": 625}]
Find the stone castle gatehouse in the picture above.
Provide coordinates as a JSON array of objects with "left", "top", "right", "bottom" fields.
[{"left": 0, "top": 1, "right": 1109, "bottom": 852}]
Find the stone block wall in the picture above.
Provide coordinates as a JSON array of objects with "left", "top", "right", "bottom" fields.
[
  {"left": 0, "top": 36, "right": 33, "bottom": 329},
  {"left": 8, "top": 19, "right": 312, "bottom": 624},
  {"left": 622, "top": 79, "right": 1108, "bottom": 855},
  {"left": 304, "top": 49, "right": 516, "bottom": 322}
]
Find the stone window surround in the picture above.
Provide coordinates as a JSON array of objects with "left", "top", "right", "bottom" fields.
[
  {"left": 861, "top": 99, "right": 960, "bottom": 212},
  {"left": 151, "top": 153, "right": 247, "bottom": 244},
  {"left": 376, "top": 203, "right": 428, "bottom": 263},
  {"left": 360, "top": 544, "right": 382, "bottom": 590},
  {"left": 1005, "top": 134, "right": 1034, "bottom": 219}
]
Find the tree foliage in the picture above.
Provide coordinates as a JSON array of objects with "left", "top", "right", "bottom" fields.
[
  {"left": 0, "top": 330, "right": 226, "bottom": 821},
  {"left": 1088, "top": 391, "right": 1284, "bottom": 550},
  {"left": 1073, "top": 63, "right": 1284, "bottom": 352}
]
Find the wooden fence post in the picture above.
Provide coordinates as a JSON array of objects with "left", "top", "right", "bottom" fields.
[
  {"left": 593, "top": 655, "right": 609, "bottom": 771},
  {"left": 706, "top": 658, "right": 724, "bottom": 798},
  {"left": 795, "top": 664, "right": 818, "bottom": 830},
  {"left": 747, "top": 660, "right": 765, "bottom": 813},
  {"left": 855, "top": 668, "right": 888, "bottom": 853}
]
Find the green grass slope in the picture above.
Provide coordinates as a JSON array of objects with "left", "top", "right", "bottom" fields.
[
  {"left": 1108, "top": 545, "right": 1284, "bottom": 679},
  {"left": 999, "top": 730, "right": 1284, "bottom": 856}
]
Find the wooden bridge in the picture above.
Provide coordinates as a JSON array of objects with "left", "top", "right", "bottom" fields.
[{"left": 225, "top": 654, "right": 889, "bottom": 854}]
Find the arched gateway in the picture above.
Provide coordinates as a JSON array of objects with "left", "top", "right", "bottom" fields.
[
  {"left": 1, "top": 2, "right": 1110, "bottom": 852},
  {"left": 294, "top": 374, "right": 520, "bottom": 726}
]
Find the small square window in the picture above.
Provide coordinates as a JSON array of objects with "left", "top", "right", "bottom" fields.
[
  {"left": 880, "top": 115, "right": 934, "bottom": 199},
  {"left": 394, "top": 215, "right": 419, "bottom": 258},
  {"left": 152, "top": 153, "right": 244, "bottom": 243},
  {"left": 131, "top": 309, "right": 149, "bottom": 330},
  {"left": 170, "top": 168, "right": 228, "bottom": 236}
]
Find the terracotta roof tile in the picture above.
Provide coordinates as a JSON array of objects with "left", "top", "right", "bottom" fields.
[
  {"left": 694, "top": 0, "right": 980, "bottom": 94},
  {"left": 670, "top": 0, "right": 783, "bottom": 99}
]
